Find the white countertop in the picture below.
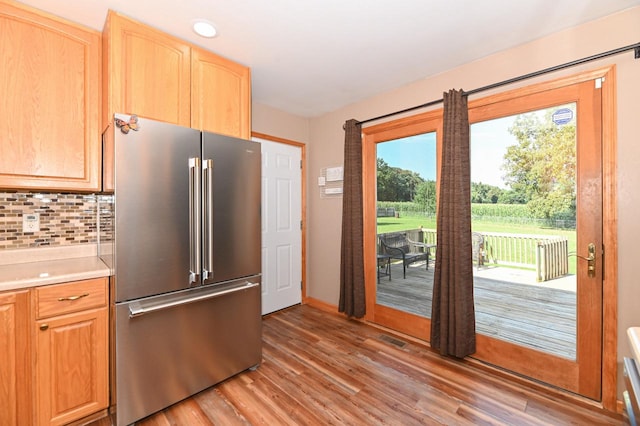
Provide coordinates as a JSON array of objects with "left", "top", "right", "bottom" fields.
[{"left": 0, "top": 244, "right": 111, "bottom": 291}]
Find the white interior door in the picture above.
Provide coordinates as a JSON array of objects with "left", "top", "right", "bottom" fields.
[{"left": 258, "top": 139, "right": 302, "bottom": 315}]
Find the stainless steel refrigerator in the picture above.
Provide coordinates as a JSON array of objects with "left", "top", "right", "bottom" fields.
[{"left": 101, "top": 115, "right": 262, "bottom": 425}]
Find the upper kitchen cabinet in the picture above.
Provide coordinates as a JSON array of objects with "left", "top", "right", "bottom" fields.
[
  {"left": 103, "top": 11, "right": 191, "bottom": 128},
  {"left": 0, "top": 2, "right": 101, "bottom": 192},
  {"left": 103, "top": 11, "right": 251, "bottom": 138},
  {"left": 191, "top": 47, "right": 251, "bottom": 138}
]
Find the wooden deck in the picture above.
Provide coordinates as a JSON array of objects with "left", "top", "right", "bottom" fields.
[{"left": 377, "top": 261, "right": 577, "bottom": 359}]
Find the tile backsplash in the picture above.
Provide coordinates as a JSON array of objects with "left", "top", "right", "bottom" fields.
[{"left": 0, "top": 192, "right": 112, "bottom": 250}]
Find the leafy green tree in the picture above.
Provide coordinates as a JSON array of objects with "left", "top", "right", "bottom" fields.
[
  {"left": 471, "top": 182, "right": 503, "bottom": 204},
  {"left": 497, "top": 189, "right": 527, "bottom": 204},
  {"left": 376, "top": 158, "right": 424, "bottom": 202},
  {"left": 376, "top": 158, "right": 396, "bottom": 201},
  {"left": 414, "top": 180, "right": 437, "bottom": 213},
  {"left": 502, "top": 110, "right": 576, "bottom": 219}
]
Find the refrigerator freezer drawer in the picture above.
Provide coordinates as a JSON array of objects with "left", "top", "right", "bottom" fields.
[{"left": 114, "top": 280, "right": 262, "bottom": 425}]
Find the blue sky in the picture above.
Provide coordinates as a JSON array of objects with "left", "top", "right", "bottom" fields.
[
  {"left": 376, "top": 121, "right": 517, "bottom": 189},
  {"left": 376, "top": 133, "right": 437, "bottom": 181}
]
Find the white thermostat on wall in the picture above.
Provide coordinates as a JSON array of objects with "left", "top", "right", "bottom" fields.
[{"left": 22, "top": 213, "right": 40, "bottom": 233}]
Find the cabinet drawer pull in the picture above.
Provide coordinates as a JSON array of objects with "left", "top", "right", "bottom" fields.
[
  {"left": 40, "top": 324, "right": 49, "bottom": 331},
  {"left": 58, "top": 293, "right": 90, "bottom": 302}
]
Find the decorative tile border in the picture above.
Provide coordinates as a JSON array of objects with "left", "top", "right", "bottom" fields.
[{"left": 0, "top": 192, "right": 109, "bottom": 250}]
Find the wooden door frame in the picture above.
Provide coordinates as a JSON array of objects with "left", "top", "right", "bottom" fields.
[
  {"left": 469, "top": 78, "right": 603, "bottom": 400},
  {"left": 361, "top": 66, "right": 618, "bottom": 410},
  {"left": 252, "top": 132, "right": 307, "bottom": 303},
  {"left": 363, "top": 110, "right": 442, "bottom": 342}
]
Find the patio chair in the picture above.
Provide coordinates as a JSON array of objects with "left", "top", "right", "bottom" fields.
[
  {"left": 379, "top": 232, "right": 429, "bottom": 279},
  {"left": 472, "top": 232, "right": 487, "bottom": 269}
]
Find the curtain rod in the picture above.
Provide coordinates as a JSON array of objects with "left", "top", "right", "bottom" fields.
[{"left": 353, "top": 41, "right": 640, "bottom": 127}]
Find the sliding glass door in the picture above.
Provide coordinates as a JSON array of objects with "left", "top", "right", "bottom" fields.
[{"left": 363, "top": 71, "right": 609, "bottom": 400}]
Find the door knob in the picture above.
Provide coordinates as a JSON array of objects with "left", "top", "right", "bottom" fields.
[
  {"left": 570, "top": 243, "right": 596, "bottom": 278},
  {"left": 586, "top": 243, "right": 596, "bottom": 278}
]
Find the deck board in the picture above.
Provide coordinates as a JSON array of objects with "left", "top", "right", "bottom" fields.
[{"left": 376, "top": 261, "right": 576, "bottom": 359}]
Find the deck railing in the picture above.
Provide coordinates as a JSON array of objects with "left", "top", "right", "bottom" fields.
[{"left": 381, "top": 228, "right": 569, "bottom": 282}]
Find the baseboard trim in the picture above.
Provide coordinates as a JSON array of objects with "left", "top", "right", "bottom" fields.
[{"left": 303, "top": 297, "right": 341, "bottom": 315}]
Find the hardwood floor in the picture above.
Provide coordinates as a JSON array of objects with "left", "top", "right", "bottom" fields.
[{"left": 92, "top": 305, "right": 623, "bottom": 425}]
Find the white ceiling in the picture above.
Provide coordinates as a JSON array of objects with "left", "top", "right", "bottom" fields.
[{"left": 16, "top": 0, "right": 640, "bottom": 118}]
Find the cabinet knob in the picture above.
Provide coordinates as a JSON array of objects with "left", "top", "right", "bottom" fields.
[{"left": 40, "top": 324, "right": 49, "bottom": 331}]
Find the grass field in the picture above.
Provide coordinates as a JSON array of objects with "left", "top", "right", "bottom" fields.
[{"left": 377, "top": 213, "right": 577, "bottom": 274}]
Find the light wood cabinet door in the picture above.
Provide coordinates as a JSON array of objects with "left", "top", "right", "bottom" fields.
[
  {"left": 104, "top": 11, "right": 191, "bottom": 128},
  {"left": 0, "top": 2, "right": 101, "bottom": 192},
  {"left": 35, "top": 307, "right": 108, "bottom": 426},
  {"left": 191, "top": 47, "right": 251, "bottom": 138},
  {"left": 33, "top": 278, "right": 108, "bottom": 426},
  {"left": 0, "top": 290, "right": 31, "bottom": 426}
]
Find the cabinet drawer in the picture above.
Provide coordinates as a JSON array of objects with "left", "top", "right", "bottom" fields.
[{"left": 35, "top": 278, "right": 107, "bottom": 319}]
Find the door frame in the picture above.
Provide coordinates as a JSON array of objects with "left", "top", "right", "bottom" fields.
[
  {"left": 469, "top": 79, "right": 603, "bottom": 399},
  {"left": 361, "top": 66, "right": 618, "bottom": 409},
  {"left": 363, "top": 110, "right": 442, "bottom": 342},
  {"left": 252, "top": 132, "right": 307, "bottom": 303}
]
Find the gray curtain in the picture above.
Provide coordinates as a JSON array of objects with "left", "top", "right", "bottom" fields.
[
  {"left": 339, "top": 119, "right": 365, "bottom": 318},
  {"left": 430, "top": 89, "right": 476, "bottom": 358}
]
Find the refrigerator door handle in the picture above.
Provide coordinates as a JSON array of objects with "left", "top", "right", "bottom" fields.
[
  {"left": 189, "top": 157, "right": 202, "bottom": 284},
  {"left": 202, "top": 159, "right": 214, "bottom": 281},
  {"left": 128, "top": 281, "right": 259, "bottom": 318}
]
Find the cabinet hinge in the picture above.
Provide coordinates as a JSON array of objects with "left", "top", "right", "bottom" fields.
[{"left": 300, "top": 160, "right": 302, "bottom": 169}]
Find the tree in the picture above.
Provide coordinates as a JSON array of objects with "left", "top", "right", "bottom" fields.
[
  {"left": 376, "top": 158, "right": 396, "bottom": 201},
  {"left": 376, "top": 158, "right": 424, "bottom": 202},
  {"left": 497, "top": 189, "right": 527, "bottom": 204},
  {"left": 502, "top": 110, "right": 576, "bottom": 219},
  {"left": 414, "top": 180, "right": 437, "bottom": 213},
  {"left": 471, "top": 182, "right": 503, "bottom": 204}
]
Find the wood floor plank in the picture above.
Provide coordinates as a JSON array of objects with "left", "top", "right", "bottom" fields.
[
  {"left": 161, "top": 399, "right": 213, "bottom": 426},
  {"left": 215, "top": 373, "right": 293, "bottom": 425},
  {"left": 255, "top": 359, "right": 362, "bottom": 425},
  {"left": 193, "top": 387, "right": 251, "bottom": 426},
  {"left": 89, "top": 305, "right": 622, "bottom": 426},
  {"left": 363, "top": 338, "right": 532, "bottom": 414}
]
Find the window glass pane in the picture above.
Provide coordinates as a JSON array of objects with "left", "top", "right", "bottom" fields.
[
  {"left": 470, "top": 103, "right": 577, "bottom": 360},
  {"left": 375, "top": 132, "right": 436, "bottom": 318}
]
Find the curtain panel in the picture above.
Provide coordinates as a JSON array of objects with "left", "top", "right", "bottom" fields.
[
  {"left": 339, "top": 119, "right": 366, "bottom": 318},
  {"left": 430, "top": 89, "right": 476, "bottom": 358}
]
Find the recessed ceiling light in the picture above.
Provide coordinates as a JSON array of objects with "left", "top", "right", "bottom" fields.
[{"left": 192, "top": 19, "right": 217, "bottom": 38}]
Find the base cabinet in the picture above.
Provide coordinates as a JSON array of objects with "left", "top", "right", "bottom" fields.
[
  {"left": 35, "top": 308, "right": 108, "bottom": 425},
  {"left": 33, "top": 278, "right": 109, "bottom": 426},
  {"left": 0, "top": 290, "right": 31, "bottom": 426},
  {"left": 0, "top": 278, "right": 109, "bottom": 426}
]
